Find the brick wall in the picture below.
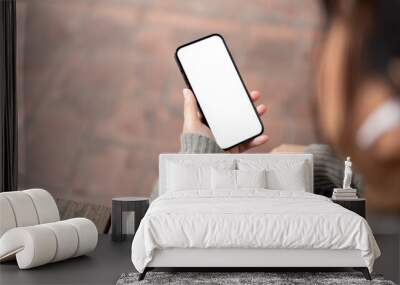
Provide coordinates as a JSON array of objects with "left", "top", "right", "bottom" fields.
[{"left": 17, "top": 0, "right": 321, "bottom": 206}]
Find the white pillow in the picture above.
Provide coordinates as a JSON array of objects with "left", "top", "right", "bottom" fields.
[
  {"left": 238, "top": 159, "right": 307, "bottom": 191},
  {"left": 166, "top": 160, "right": 235, "bottom": 191},
  {"left": 211, "top": 169, "right": 268, "bottom": 190},
  {"left": 211, "top": 168, "right": 236, "bottom": 190},
  {"left": 236, "top": 169, "right": 267, "bottom": 189}
]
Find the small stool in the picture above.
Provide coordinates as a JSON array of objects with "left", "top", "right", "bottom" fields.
[{"left": 111, "top": 197, "right": 149, "bottom": 242}]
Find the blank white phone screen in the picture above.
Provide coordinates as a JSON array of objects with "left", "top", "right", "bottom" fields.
[{"left": 177, "top": 35, "right": 262, "bottom": 149}]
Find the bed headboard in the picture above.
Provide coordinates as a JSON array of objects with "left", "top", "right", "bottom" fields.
[{"left": 159, "top": 153, "right": 313, "bottom": 196}]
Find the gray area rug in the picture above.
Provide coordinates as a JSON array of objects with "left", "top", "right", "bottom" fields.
[{"left": 117, "top": 272, "right": 396, "bottom": 285}]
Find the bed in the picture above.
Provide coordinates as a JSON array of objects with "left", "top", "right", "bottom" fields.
[{"left": 131, "top": 154, "right": 380, "bottom": 280}]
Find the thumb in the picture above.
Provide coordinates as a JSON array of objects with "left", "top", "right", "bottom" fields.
[{"left": 183, "top": 88, "right": 199, "bottom": 123}]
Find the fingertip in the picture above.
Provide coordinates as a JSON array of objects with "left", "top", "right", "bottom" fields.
[
  {"left": 250, "top": 90, "right": 261, "bottom": 101},
  {"left": 257, "top": 104, "right": 267, "bottom": 115},
  {"left": 183, "top": 88, "right": 192, "bottom": 98},
  {"left": 255, "top": 134, "right": 269, "bottom": 143},
  {"left": 262, "top": 104, "right": 267, "bottom": 111},
  {"left": 256, "top": 135, "right": 269, "bottom": 146},
  {"left": 238, "top": 133, "right": 268, "bottom": 152}
]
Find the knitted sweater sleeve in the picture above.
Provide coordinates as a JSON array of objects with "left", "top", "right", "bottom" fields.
[
  {"left": 151, "top": 133, "right": 223, "bottom": 200},
  {"left": 180, "top": 133, "right": 224, "bottom": 154}
]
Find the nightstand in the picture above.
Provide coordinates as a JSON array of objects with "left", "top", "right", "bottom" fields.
[
  {"left": 112, "top": 197, "right": 149, "bottom": 241},
  {"left": 331, "top": 198, "right": 366, "bottom": 218}
]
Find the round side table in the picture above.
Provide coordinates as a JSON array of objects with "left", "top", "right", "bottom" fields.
[{"left": 112, "top": 197, "right": 149, "bottom": 242}]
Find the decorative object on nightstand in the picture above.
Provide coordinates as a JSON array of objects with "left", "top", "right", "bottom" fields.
[
  {"left": 331, "top": 198, "right": 366, "bottom": 218},
  {"left": 332, "top": 157, "right": 359, "bottom": 200},
  {"left": 331, "top": 157, "right": 365, "bottom": 217},
  {"left": 112, "top": 197, "right": 149, "bottom": 242}
]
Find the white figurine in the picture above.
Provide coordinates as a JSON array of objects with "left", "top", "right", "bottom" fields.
[{"left": 343, "top": 157, "right": 352, "bottom": 189}]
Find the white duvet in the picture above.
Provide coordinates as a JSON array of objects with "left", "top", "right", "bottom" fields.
[{"left": 131, "top": 190, "right": 380, "bottom": 273}]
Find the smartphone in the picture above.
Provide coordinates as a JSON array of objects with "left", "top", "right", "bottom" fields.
[{"left": 175, "top": 34, "right": 263, "bottom": 150}]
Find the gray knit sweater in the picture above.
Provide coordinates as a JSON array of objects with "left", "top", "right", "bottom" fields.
[{"left": 152, "top": 133, "right": 362, "bottom": 199}]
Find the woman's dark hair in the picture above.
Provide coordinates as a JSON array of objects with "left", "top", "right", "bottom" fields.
[
  {"left": 320, "top": 0, "right": 400, "bottom": 94},
  {"left": 366, "top": 0, "right": 400, "bottom": 90}
]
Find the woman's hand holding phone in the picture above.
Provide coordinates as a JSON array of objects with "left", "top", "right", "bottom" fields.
[{"left": 182, "top": 88, "right": 269, "bottom": 153}]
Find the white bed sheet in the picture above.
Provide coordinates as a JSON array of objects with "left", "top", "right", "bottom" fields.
[{"left": 131, "top": 190, "right": 380, "bottom": 273}]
